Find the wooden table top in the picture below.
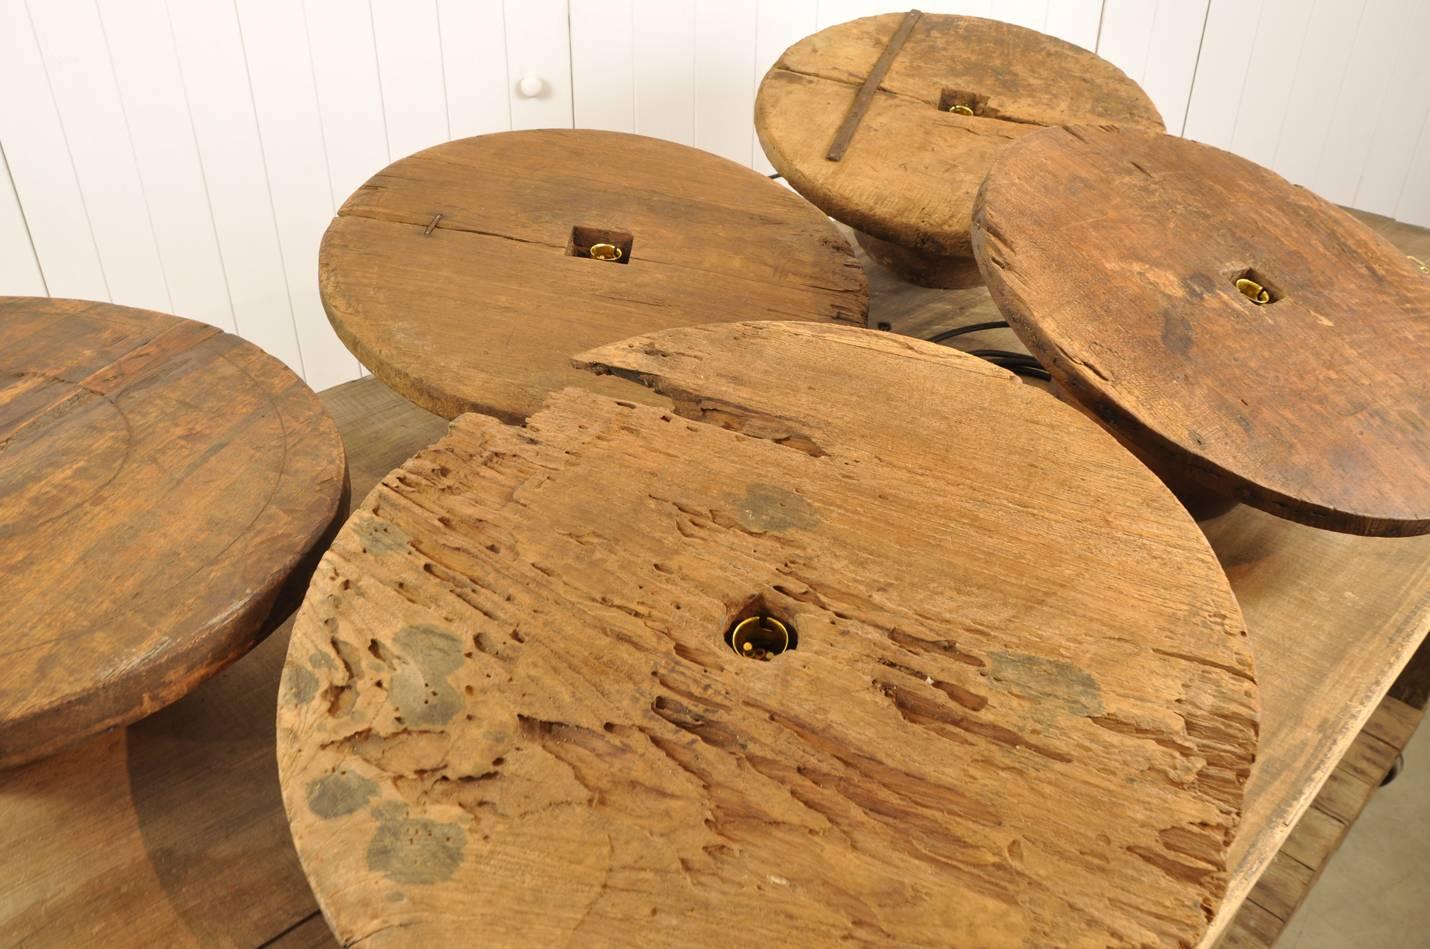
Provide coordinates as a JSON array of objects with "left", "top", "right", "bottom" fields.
[
  {"left": 0, "top": 298, "right": 347, "bottom": 768},
  {"left": 319, "top": 129, "right": 869, "bottom": 422},
  {"left": 974, "top": 125, "right": 1430, "bottom": 537},
  {"left": 277, "top": 322, "right": 1254, "bottom": 947},
  {"left": 755, "top": 13, "right": 1162, "bottom": 260},
  {"left": 0, "top": 355, "right": 1425, "bottom": 947}
]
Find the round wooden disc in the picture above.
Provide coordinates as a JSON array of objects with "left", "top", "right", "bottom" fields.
[
  {"left": 973, "top": 125, "right": 1430, "bottom": 536},
  {"left": 0, "top": 298, "right": 347, "bottom": 767},
  {"left": 278, "top": 321, "right": 1257, "bottom": 947},
  {"left": 319, "top": 129, "right": 869, "bottom": 421},
  {"left": 755, "top": 14, "right": 1163, "bottom": 263}
]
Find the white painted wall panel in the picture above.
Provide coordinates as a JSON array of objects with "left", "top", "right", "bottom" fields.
[
  {"left": 1182, "top": 0, "right": 1262, "bottom": 149},
  {"left": 753, "top": 0, "right": 818, "bottom": 173},
  {"left": 1355, "top": 0, "right": 1430, "bottom": 217},
  {"left": 633, "top": 1, "right": 696, "bottom": 144},
  {"left": 571, "top": 1, "right": 636, "bottom": 133},
  {"left": 371, "top": 0, "right": 450, "bottom": 159},
  {"left": 99, "top": 0, "right": 236, "bottom": 331},
  {"left": 1139, "top": 1, "right": 1209, "bottom": 134},
  {"left": 27, "top": 0, "right": 171, "bottom": 313},
  {"left": 305, "top": 0, "right": 391, "bottom": 206},
  {"left": 0, "top": 0, "right": 107, "bottom": 300},
  {"left": 1227, "top": 0, "right": 1311, "bottom": 169},
  {"left": 168, "top": 0, "right": 304, "bottom": 376},
  {"left": 440, "top": 0, "right": 513, "bottom": 138},
  {"left": 0, "top": 145, "right": 45, "bottom": 297},
  {"left": 505, "top": 0, "right": 574, "bottom": 130},
  {"left": 996, "top": 0, "right": 1049, "bottom": 31},
  {"left": 1314, "top": 0, "right": 1403, "bottom": 206},
  {"left": 1273, "top": 0, "right": 1366, "bottom": 190},
  {"left": 1044, "top": 0, "right": 1102, "bottom": 49},
  {"left": 694, "top": 0, "right": 758, "bottom": 164},
  {"left": 238, "top": 0, "right": 361, "bottom": 389},
  {"left": 1096, "top": 0, "right": 1155, "bottom": 94}
]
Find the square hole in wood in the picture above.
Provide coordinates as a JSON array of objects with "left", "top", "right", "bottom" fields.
[
  {"left": 938, "top": 88, "right": 988, "bottom": 116},
  {"left": 1230, "top": 267, "right": 1282, "bottom": 305},
  {"left": 569, "top": 226, "right": 634, "bottom": 265}
]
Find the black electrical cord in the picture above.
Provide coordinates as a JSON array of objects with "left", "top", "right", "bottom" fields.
[
  {"left": 925, "top": 321, "right": 1051, "bottom": 381},
  {"left": 767, "top": 172, "right": 783, "bottom": 180},
  {"left": 926, "top": 320, "right": 1008, "bottom": 344}
]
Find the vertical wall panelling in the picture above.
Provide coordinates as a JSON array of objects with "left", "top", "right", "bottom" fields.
[
  {"left": 694, "top": 1, "right": 758, "bottom": 164},
  {"left": 25, "top": 0, "right": 171, "bottom": 313},
  {"left": 632, "top": 1, "right": 696, "bottom": 144},
  {"left": 1395, "top": 111, "right": 1430, "bottom": 227},
  {"left": 1182, "top": 0, "right": 1263, "bottom": 150},
  {"left": 1043, "top": 0, "right": 1102, "bottom": 49},
  {"left": 815, "top": 1, "right": 903, "bottom": 28},
  {"left": 752, "top": 0, "right": 817, "bottom": 173},
  {"left": 370, "top": 0, "right": 450, "bottom": 160},
  {"left": 237, "top": 0, "right": 361, "bottom": 389},
  {"left": 99, "top": 0, "right": 236, "bottom": 331},
  {"left": 0, "top": 0, "right": 108, "bottom": 300},
  {"left": 1313, "top": 0, "right": 1403, "bottom": 206},
  {"left": 439, "top": 0, "right": 514, "bottom": 139},
  {"left": 1272, "top": 0, "right": 1367, "bottom": 190},
  {"left": 504, "top": 0, "right": 574, "bottom": 131},
  {"left": 1094, "top": 0, "right": 1155, "bottom": 108},
  {"left": 1355, "top": 0, "right": 1430, "bottom": 218},
  {"left": 304, "top": 0, "right": 391, "bottom": 206},
  {"left": 1226, "top": 0, "right": 1312, "bottom": 170},
  {"left": 0, "top": 145, "right": 45, "bottom": 297},
  {"left": 1138, "top": 1, "right": 1210, "bottom": 134},
  {"left": 570, "top": 1, "right": 636, "bottom": 132},
  {"left": 166, "top": 0, "right": 304, "bottom": 375},
  {"left": 996, "top": 0, "right": 1050, "bottom": 31}
]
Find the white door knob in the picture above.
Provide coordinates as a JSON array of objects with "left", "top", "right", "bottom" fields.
[{"left": 516, "top": 75, "right": 545, "bottom": 98}]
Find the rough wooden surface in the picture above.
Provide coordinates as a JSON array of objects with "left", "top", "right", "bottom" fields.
[
  {"left": 278, "top": 321, "right": 1255, "bottom": 947},
  {"left": 1214, "top": 697, "right": 1423, "bottom": 949},
  {"left": 973, "top": 125, "right": 1430, "bottom": 537},
  {"left": 0, "top": 297, "right": 347, "bottom": 767},
  {"left": 320, "top": 129, "right": 869, "bottom": 421},
  {"left": 756, "top": 13, "right": 1162, "bottom": 279}
]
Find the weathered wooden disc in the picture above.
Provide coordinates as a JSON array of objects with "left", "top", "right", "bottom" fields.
[
  {"left": 278, "top": 321, "right": 1257, "bottom": 947},
  {"left": 0, "top": 298, "right": 347, "bottom": 767},
  {"left": 319, "top": 129, "right": 869, "bottom": 421},
  {"left": 973, "top": 125, "right": 1430, "bottom": 537},
  {"left": 755, "top": 14, "right": 1162, "bottom": 286}
]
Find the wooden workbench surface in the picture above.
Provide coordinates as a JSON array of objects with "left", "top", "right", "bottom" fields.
[{"left": 1, "top": 221, "right": 1426, "bottom": 943}]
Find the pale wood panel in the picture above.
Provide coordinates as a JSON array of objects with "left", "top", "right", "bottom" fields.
[
  {"left": 98, "top": 0, "right": 236, "bottom": 332},
  {"left": 237, "top": 0, "right": 362, "bottom": 390},
  {"left": 633, "top": 0, "right": 695, "bottom": 144},
  {"left": 693, "top": 0, "right": 758, "bottom": 163},
  {"left": 167, "top": 0, "right": 305, "bottom": 375},
  {"left": 570, "top": 0, "right": 636, "bottom": 132},
  {"left": 504, "top": 0, "right": 574, "bottom": 130},
  {"left": 0, "top": 0, "right": 107, "bottom": 300},
  {"left": 371, "top": 0, "right": 449, "bottom": 160},
  {"left": 304, "top": 0, "right": 391, "bottom": 208},
  {"left": 26, "top": 0, "right": 170, "bottom": 313},
  {"left": 439, "top": 0, "right": 513, "bottom": 139},
  {"left": 0, "top": 145, "right": 45, "bottom": 296}
]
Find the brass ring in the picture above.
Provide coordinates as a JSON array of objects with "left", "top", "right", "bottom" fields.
[
  {"left": 729, "top": 616, "right": 791, "bottom": 660},
  {"left": 588, "top": 242, "right": 622, "bottom": 261}
]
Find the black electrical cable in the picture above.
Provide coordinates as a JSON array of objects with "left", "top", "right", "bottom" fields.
[
  {"left": 966, "top": 349, "right": 1041, "bottom": 364},
  {"left": 767, "top": 172, "right": 783, "bottom": 180},
  {"left": 925, "top": 320, "right": 1008, "bottom": 344}
]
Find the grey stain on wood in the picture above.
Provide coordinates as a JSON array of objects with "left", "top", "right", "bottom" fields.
[
  {"left": 389, "top": 625, "right": 466, "bottom": 727},
  {"left": 989, "top": 651, "right": 1104, "bottom": 718},
  {"left": 734, "top": 483, "right": 819, "bottom": 533},
  {"left": 367, "top": 811, "right": 466, "bottom": 885},
  {"left": 283, "top": 665, "right": 318, "bottom": 706},
  {"left": 307, "top": 770, "right": 378, "bottom": 819}
]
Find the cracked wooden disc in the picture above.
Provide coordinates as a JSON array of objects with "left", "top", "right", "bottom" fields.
[
  {"left": 973, "top": 125, "right": 1430, "bottom": 536},
  {"left": 279, "top": 321, "right": 1257, "bottom": 947},
  {"left": 0, "top": 297, "right": 347, "bottom": 767},
  {"left": 319, "top": 129, "right": 869, "bottom": 422},
  {"left": 755, "top": 14, "right": 1162, "bottom": 268}
]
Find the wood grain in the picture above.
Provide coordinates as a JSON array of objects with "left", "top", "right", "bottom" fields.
[
  {"left": 0, "top": 297, "right": 347, "bottom": 767},
  {"left": 278, "top": 321, "right": 1256, "bottom": 947},
  {"left": 974, "top": 125, "right": 1430, "bottom": 536},
  {"left": 319, "top": 129, "right": 869, "bottom": 421},
  {"left": 755, "top": 13, "right": 1162, "bottom": 286}
]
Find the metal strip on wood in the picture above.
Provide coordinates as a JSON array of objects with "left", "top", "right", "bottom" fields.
[{"left": 825, "top": 9, "right": 923, "bottom": 162}]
